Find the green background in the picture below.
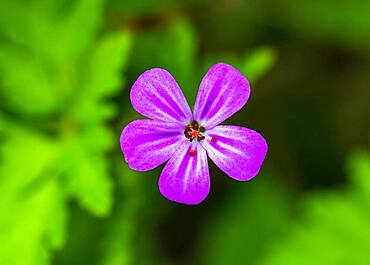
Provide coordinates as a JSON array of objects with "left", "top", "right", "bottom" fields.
[{"left": 0, "top": 0, "right": 369, "bottom": 264}]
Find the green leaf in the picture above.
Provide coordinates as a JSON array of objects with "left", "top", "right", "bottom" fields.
[
  {"left": 89, "top": 32, "right": 132, "bottom": 94},
  {"left": 0, "top": 0, "right": 103, "bottom": 64},
  {"left": 0, "top": 180, "right": 66, "bottom": 265},
  {"left": 71, "top": 31, "right": 133, "bottom": 124},
  {"left": 0, "top": 46, "right": 59, "bottom": 114},
  {"left": 0, "top": 1, "right": 133, "bottom": 263},
  {"left": 201, "top": 46, "right": 277, "bottom": 86},
  {"left": 55, "top": 0, "right": 104, "bottom": 63},
  {"left": 62, "top": 140, "right": 113, "bottom": 216},
  {"left": 0, "top": 0, "right": 104, "bottom": 115},
  {"left": 349, "top": 150, "right": 370, "bottom": 200},
  {"left": 0, "top": 125, "right": 67, "bottom": 265},
  {"left": 241, "top": 47, "right": 277, "bottom": 84},
  {"left": 60, "top": 31, "right": 132, "bottom": 215},
  {"left": 0, "top": 123, "right": 60, "bottom": 191}
]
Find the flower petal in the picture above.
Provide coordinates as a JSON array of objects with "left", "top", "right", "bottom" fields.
[
  {"left": 130, "top": 68, "right": 192, "bottom": 124},
  {"left": 201, "top": 125, "right": 267, "bottom": 181},
  {"left": 120, "top": 119, "right": 185, "bottom": 171},
  {"left": 193, "top": 63, "right": 250, "bottom": 129},
  {"left": 159, "top": 141, "right": 210, "bottom": 205}
]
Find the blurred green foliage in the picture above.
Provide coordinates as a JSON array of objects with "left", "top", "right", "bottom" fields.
[
  {"left": 200, "top": 151, "right": 370, "bottom": 265},
  {"left": 0, "top": 0, "right": 369, "bottom": 264},
  {"left": 199, "top": 174, "right": 294, "bottom": 265},
  {"left": 279, "top": 0, "right": 370, "bottom": 50},
  {"left": 242, "top": 47, "right": 278, "bottom": 84},
  {"left": 262, "top": 151, "right": 370, "bottom": 265},
  {"left": 0, "top": 0, "right": 131, "bottom": 263}
]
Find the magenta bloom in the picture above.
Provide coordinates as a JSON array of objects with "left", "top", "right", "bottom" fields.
[{"left": 120, "top": 63, "right": 267, "bottom": 205}]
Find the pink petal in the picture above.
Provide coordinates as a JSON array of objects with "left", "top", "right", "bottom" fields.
[
  {"left": 159, "top": 141, "right": 210, "bottom": 205},
  {"left": 201, "top": 125, "right": 267, "bottom": 181},
  {"left": 130, "top": 68, "right": 192, "bottom": 125},
  {"left": 193, "top": 63, "right": 250, "bottom": 129},
  {"left": 120, "top": 119, "right": 185, "bottom": 171}
]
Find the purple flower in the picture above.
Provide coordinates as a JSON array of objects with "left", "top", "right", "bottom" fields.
[{"left": 120, "top": 63, "right": 268, "bottom": 205}]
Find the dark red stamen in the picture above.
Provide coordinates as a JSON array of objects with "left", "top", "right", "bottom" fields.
[
  {"left": 189, "top": 149, "right": 196, "bottom": 156},
  {"left": 211, "top": 136, "right": 216, "bottom": 142},
  {"left": 184, "top": 120, "right": 206, "bottom": 142}
]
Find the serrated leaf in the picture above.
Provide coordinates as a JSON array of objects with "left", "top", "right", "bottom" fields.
[
  {"left": 88, "top": 31, "right": 133, "bottom": 95},
  {"left": 59, "top": 31, "right": 132, "bottom": 216},
  {"left": 43, "top": 183, "right": 68, "bottom": 250},
  {"left": 63, "top": 141, "right": 113, "bottom": 216},
  {"left": 71, "top": 31, "right": 133, "bottom": 124}
]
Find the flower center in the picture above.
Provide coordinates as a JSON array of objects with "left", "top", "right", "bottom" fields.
[{"left": 184, "top": 120, "right": 205, "bottom": 142}]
